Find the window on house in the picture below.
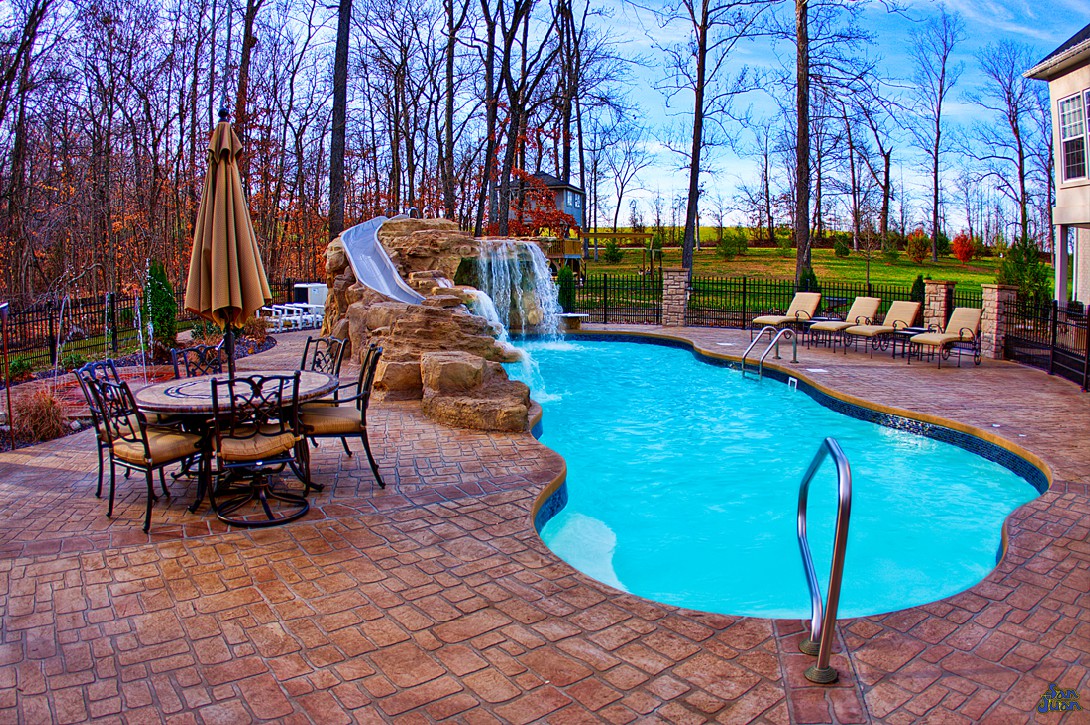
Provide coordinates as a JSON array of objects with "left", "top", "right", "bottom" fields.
[{"left": 1060, "top": 94, "right": 1086, "bottom": 181}]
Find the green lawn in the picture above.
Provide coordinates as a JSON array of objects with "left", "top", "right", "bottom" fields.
[{"left": 583, "top": 246, "right": 1004, "bottom": 292}]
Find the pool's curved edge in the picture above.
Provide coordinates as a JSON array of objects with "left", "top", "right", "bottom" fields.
[{"left": 530, "top": 329, "right": 1053, "bottom": 554}]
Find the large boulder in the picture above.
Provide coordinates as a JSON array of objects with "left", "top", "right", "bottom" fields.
[
  {"left": 348, "top": 301, "right": 519, "bottom": 400},
  {"left": 378, "top": 218, "right": 480, "bottom": 280},
  {"left": 420, "top": 351, "right": 530, "bottom": 432}
]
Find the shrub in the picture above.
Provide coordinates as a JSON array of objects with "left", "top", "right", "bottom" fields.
[
  {"left": 556, "top": 267, "right": 576, "bottom": 312},
  {"left": 952, "top": 232, "right": 974, "bottom": 264},
  {"left": 798, "top": 266, "right": 821, "bottom": 293},
  {"left": 934, "top": 230, "right": 951, "bottom": 257},
  {"left": 190, "top": 319, "right": 223, "bottom": 346},
  {"left": 910, "top": 274, "right": 926, "bottom": 303},
  {"left": 833, "top": 237, "right": 851, "bottom": 258},
  {"left": 13, "top": 388, "right": 68, "bottom": 444},
  {"left": 776, "top": 229, "right": 793, "bottom": 258},
  {"left": 993, "top": 236, "right": 1010, "bottom": 259},
  {"left": 60, "top": 352, "right": 86, "bottom": 371},
  {"left": 242, "top": 315, "right": 269, "bottom": 346},
  {"left": 881, "top": 234, "right": 900, "bottom": 263},
  {"left": 716, "top": 227, "right": 748, "bottom": 261},
  {"left": 142, "top": 260, "right": 177, "bottom": 350},
  {"left": 998, "top": 237, "right": 1050, "bottom": 304},
  {"left": 603, "top": 240, "right": 625, "bottom": 264},
  {"left": 905, "top": 229, "right": 930, "bottom": 264},
  {"left": 974, "top": 236, "right": 992, "bottom": 258},
  {"left": 7, "top": 357, "right": 33, "bottom": 381}
]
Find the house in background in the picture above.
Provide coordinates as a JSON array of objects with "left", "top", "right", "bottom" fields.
[
  {"left": 1026, "top": 22, "right": 1090, "bottom": 304},
  {"left": 532, "top": 172, "right": 585, "bottom": 230}
]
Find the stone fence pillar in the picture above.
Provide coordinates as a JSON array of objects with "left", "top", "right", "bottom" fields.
[
  {"left": 981, "top": 284, "right": 1018, "bottom": 360},
  {"left": 662, "top": 268, "right": 689, "bottom": 327},
  {"left": 923, "top": 279, "right": 955, "bottom": 330}
]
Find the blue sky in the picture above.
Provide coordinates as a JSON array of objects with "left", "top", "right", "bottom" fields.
[{"left": 595, "top": 0, "right": 1088, "bottom": 227}]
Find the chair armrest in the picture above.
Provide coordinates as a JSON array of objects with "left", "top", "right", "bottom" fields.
[
  {"left": 892, "top": 320, "right": 909, "bottom": 331},
  {"left": 853, "top": 315, "right": 871, "bottom": 325},
  {"left": 795, "top": 310, "right": 814, "bottom": 321},
  {"left": 927, "top": 323, "right": 941, "bottom": 332}
]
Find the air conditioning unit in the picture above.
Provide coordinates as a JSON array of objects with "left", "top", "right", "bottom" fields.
[{"left": 294, "top": 283, "right": 328, "bottom": 306}]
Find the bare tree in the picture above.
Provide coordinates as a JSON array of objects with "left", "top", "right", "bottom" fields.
[
  {"left": 604, "top": 121, "right": 653, "bottom": 231},
  {"left": 653, "top": 0, "right": 773, "bottom": 271},
  {"left": 909, "top": 5, "right": 965, "bottom": 261},
  {"left": 964, "top": 41, "right": 1040, "bottom": 246}
]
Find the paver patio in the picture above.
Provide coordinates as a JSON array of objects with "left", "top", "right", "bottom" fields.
[{"left": 0, "top": 326, "right": 1087, "bottom": 723}]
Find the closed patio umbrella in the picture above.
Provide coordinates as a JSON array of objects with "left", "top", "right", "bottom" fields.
[{"left": 184, "top": 110, "right": 271, "bottom": 376}]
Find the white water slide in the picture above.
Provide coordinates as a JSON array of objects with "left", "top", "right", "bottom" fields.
[{"left": 339, "top": 215, "right": 425, "bottom": 304}]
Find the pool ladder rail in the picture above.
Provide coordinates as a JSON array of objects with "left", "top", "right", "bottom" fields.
[
  {"left": 741, "top": 326, "right": 797, "bottom": 379},
  {"left": 797, "top": 437, "right": 853, "bottom": 684}
]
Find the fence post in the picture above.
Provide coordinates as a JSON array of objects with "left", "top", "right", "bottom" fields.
[
  {"left": 662, "top": 268, "right": 688, "bottom": 327},
  {"left": 47, "top": 299, "right": 57, "bottom": 366},
  {"left": 1083, "top": 309, "right": 1090, "bottom": 391},
  {"left": 108, "top": 293, "right": 119, "bottom": 353},
  {"left": 1048, "top": 300, "right": 1057, "bottom": 376},
  {"left": 980, "top": 284, "right": 1017, "bottom": 360}
]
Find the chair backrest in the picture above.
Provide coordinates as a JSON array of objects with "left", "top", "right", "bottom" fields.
[
  {"left": 75, "top": 363, "right": 109, "bottom": 442},
  {"left": 881, "top": 301, "right": 920, "bottom": 328},
  {"left": 300, "top": 336, "right": 347, "bottom": 376},
  {"left": 94, "top": 378, "right": 147, "bottom": 449},
  {"left": 211, "top": 372, "right": 301, "bottom": 447},
  {"left": 786, "top": 292, "right": 822, "bottom": 319},
  {"left": 946, "top": 307, "right": 982, "bottom": 339},
  {"left": 172, "top": 344, "right": 224, "bottom": 379},
  {"left": 844, "top": 297, "right": 881, "bottom": 325}
]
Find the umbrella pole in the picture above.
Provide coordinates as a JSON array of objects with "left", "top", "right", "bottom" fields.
[
  {"left": 1, "top": 304, "right": 13, "bottom": 450},
  {"left": 224, "top": 324, "right": 236, "bottom": 380}
]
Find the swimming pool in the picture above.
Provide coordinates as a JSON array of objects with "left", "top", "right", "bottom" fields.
[{"left": 512, "top": 337, "right": 1042, "bottom": 619}]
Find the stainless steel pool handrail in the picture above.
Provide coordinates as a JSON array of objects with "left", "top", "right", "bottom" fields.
[
  {"left": 741, "top": 326, "right": 798, "bottom": 378},
  {"left": 797, "top": 437, "right": 852, "bottom": 684},
  {"left": 741, "top": 326, "right": 777, "bottom": 377},
  {"left": 758, "top": 328, "right": 797, "bottom": 376}
]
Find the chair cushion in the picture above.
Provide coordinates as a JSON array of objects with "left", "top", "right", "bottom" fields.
[
  {"left": 752, "top": 314, "right": 792, "bottom": 326},
  {"left": 842, "top": 297, "right": 881, "bottom": 325},
  {"left": 785, "top": 292, "right": 822, "bottom": 319},
  {"left": 844, "top": 324, "right": 895, "bottom": 338},
  {"left": 881, "top": 301, "right": 920, "bottom": 328},
  {"left": 943, "top": 308, "right": 981, "bottom": 340},
  {"left": 300, "top": 405, "right": 364, "bottom": 436},
  {"left": 809, "top": 320, "right": 854, "bottom": 333},
  {"left": 113, "top": 429, "right": 202, "bottom": 466},
  {"left": 910, "top": 332, "right": 964, "bottom": 348},
  {"left": 216, "top": 426, "right": 299, "bottom": 462}
]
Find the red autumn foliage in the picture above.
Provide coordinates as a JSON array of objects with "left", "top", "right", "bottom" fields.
[
  {"left": 905, "top": 228, "right": 930, "bottom": 264},
  {"left": 952, "top": 231, "right": 974, "bottom": 264}
]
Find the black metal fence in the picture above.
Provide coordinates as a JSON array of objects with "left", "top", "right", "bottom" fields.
[
  {"left": 1, "top": 280, "right": 295, "bottom": 368},
  {"left": 685, "top": 278, "right": 919, "bottom": 327},
  {"left": 1004, "top": 299, "right": 1090, "bottom": 389},
  {"left": 573, "top": 274, "right": 662, "bottom": 324}
]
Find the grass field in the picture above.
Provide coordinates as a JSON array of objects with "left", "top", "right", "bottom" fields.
[{"left": 582, "top": 246, "right": 1004, "bottom": 292}]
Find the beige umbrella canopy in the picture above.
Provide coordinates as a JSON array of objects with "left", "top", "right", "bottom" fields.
[{"left": 185, "top": 114, "right": 271, "bottom": 333}]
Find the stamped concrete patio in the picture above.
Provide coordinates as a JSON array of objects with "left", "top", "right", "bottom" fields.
[{"left": 0, "top": 327, "right": 1087, "bottom": 724}]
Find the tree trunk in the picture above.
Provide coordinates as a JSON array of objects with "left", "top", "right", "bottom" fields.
[
  {"left": 329, "top": 0, "right": 351, "bottom": 240},
  {"left": 794, "top": 0, "right": 811, "bottom": 281},
  {"left": 681, "top": 8, "right": 707, "bottom": 272}
]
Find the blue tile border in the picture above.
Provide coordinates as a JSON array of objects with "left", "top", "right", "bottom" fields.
[{"left": 531, "top": 331, "right": 1049, "bottom": 533}]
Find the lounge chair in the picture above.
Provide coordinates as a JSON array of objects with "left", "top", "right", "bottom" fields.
[
  {"left": 751, "top": 292, "right": 822, "bottom": 338},
  {"left": 842, "top": 300, "right": 921, "bottom": 355},
  {"left": 908, "top": 307, "right": 982, "bottom": 367},
  {"left": 807, "top": 296, "right": 881, "bottom": 348}
]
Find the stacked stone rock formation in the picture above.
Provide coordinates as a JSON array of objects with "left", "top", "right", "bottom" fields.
[
  {"left": 420, "top": 352, "right": 530, "bottom": 432},
  {"left": 321, "top": 218, "right": 527, "bottom": 431}
]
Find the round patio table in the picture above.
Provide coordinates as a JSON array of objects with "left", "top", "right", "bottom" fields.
[
  {"left": 134, "top": 370, "right": 337, "bottom": 526},
  {"left": 134, "top": 369, "right": 337, "bottom": 415}
]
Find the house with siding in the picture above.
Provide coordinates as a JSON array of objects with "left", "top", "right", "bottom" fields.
[{"left": 1026, "top": 22, "right": 1090, "bottom": 303}]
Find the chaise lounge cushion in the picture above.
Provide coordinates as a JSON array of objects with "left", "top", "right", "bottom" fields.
[
  {"left": 809, "top": 297, "right": 881, "bottom": 333},
  {"left": 910, "top": 308, "right": 982, "bottom": 348},
  {"left": 844, "top": 301, "right": 920, "bottom": 338},
  {"left": 752, "top": 292, "right": 822, "bottom": 326}
]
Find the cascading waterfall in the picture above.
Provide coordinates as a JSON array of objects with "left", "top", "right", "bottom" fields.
[
  {"left": 471, "top": 239, "right": 562, "bottom": 397},
  {"left": 474, "top": 240, "right": 561, "bottom": 338},
  {"left": 463, "top": 289, "right": 506, "bottom": 341}
]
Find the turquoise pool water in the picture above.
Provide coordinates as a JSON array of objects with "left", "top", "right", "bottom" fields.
[{"left": 510, "top": 338, "right": 1041, "bottom": 619}]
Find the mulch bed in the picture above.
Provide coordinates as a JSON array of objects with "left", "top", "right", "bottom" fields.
[{"left": 0, "top": 335, "right": 278, "bottom": 452}]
